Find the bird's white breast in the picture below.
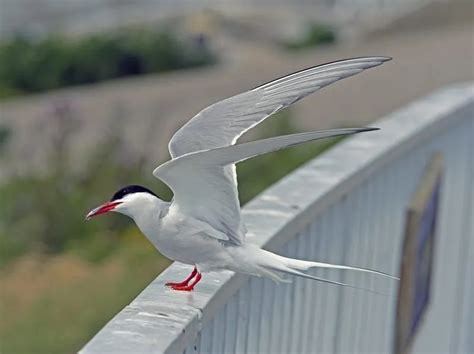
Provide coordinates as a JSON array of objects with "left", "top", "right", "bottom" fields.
[{"left": 148, "top": 206, "right": 231, "bottom": 269}]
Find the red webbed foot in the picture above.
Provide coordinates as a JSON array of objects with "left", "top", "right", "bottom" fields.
[
  {"left": 165, "top": 267, "right": 202, "bottom": 291},
  {"left": 165, "top": 267, "right": 198, "bottom": 288},
  {"left": 166, "top": 271, "right": 202, "bottom": 292}
]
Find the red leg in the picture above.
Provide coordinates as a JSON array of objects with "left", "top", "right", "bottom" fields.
[
  {"left": 165, "top": 267, "right": 197, "bottom": 288},
  {"left": 169, "top": 272, "right": 202, "bottom": 292}
]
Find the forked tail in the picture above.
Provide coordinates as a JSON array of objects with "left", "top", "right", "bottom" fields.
[{"left": 251, "top": 247, "right": 398, "bottom": 296}]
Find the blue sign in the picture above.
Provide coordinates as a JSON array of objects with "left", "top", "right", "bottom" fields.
[
  {"left": 395, "top": 154, "right": 443, "bottom": 354},
  {"left": 410, "top": 176, "right": 440, "bottom": 336}
]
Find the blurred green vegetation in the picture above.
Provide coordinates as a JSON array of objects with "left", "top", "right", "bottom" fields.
[
  {"left": 0, "top": 124, "right": 11, "bottom": 153},
  {"left": 0, "top": 108, "right": 343, "bottom": 354},
  {"left": 0, "top": 29, "right": 216, "bottom": 98},
  {"left": 0, "top": 102, "right": 171, "bottom": 265},
  {"left": 0, "top": 234, "right": 171, "bottom": 354},
  {"left": 284, "top": 23, "right": 336, "bottom": 50}
]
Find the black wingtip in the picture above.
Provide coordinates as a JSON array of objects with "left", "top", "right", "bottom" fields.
[{"left": 358, "top": 127, "right": 380, "bottom": 133}]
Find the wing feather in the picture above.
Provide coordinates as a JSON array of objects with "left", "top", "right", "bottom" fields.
[
  {"left": 168, "top": 56, "right": 390, "bottom": 158},
  {"left": 155, "top": 128, "right": 378, "bottom": 244},
  {"left": 158, "top": 57, "right": 390, "bottom": 244}
]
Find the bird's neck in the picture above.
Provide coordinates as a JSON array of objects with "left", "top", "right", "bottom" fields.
[{"left": 132, "top": 197, "right": 169, "bottom": 246}]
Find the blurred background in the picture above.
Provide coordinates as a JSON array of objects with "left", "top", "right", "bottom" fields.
[{"left": 0, "top": 1, "right": 472, "bottom": 353}]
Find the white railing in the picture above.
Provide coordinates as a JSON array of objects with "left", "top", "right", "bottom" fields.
[{"left": 80, "top": 83, "right": 474, "bottom": 354}]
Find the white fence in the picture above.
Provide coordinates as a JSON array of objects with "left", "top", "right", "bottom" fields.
[{"left": 80, "top": 83, "right": 474, "bottom": 354}]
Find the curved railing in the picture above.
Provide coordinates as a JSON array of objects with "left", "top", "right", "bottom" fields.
[{"left": 80, "top": 83, "right": 473, "bottom": 354}]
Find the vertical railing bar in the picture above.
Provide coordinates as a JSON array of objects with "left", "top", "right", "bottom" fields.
[
  {"left": 257, "top": 277, "right": 274, "bottom": 353},
  {"left": 324, "top": 204, "right": 341, "bottom": 352},
  {"left": 228, "top": 293, "right": 240, "bottom": 353},
  {"left": 332, "top": 194, "right": 351, "bottom": 353},
  {"left": 368, "top": 163, "right": 389, "bottom": 351},
  {"left": 350, "top": 185, "right": 364, "bottom": 351},
  {"left": 304, "top": 218, "right": 323, "bottom": 352},
  {"left": 210, "top": 305, "right": 224, "bottom": 353},
  {"left": 269, "top": 254, "right": 285, "bottom": 354},
  {"left": 361, "top": 170, "right": 376, "bottom": 352},
  {"left": 301, "top": 220, "right": 319, "bottom": 354},
  {"left": 372, "top": 161, "right": 393, "bottom": 351},
  {"left": 276, "top": 241, "right": 289, "bottom": 352},
  {"left": 257, "top": 279, "right": 276, "bottom": 353},
  {"left": 244, "top": 278, "right": 254, "bottom": 353},
  {"left": 448, "top": 124, "right": 471, "bottom": 352},
  {"left": 350, "top": 181, "right": 368, "bottom": 352},
  {"left": 295, "top": 231, "right": 307, "bottom": 352},
  {"left": 314, "top": 214, "right": 329, "bottom": 352},
  {"left": 358, "top": 180, "right": 375, "bottom": 352},
  {"left": 198, "top": 319, "right": 212, "bottom": 353},
  {"left": 284, "top": 239, "right": 296, "bottom": 354},
  {"left": 290, "top": 228, "right": 310, "bottom": 352},
  {"left": 392, "top": 154, "right": 411, "bottom": 341},
  {"left": 449, "top": 124, "right": 474, "bottom": 353},
  {"left": 319, "top": 206, "right": 331, "bottom": 353},
  {"left": 420, "top": 126, "right": 463, "bottom": 351},
  {"left": 377, "top": 166, "right": 390, "bottom": 350},
  {"left": 208, "top": 311, "right": 216, "bottom": 353},
  {"left": 382, "top": 153, "right": 401, "bottom": 319},
  {"left": 458, "top": 121, "right": 474, "bottom": 351},
  {"left": 190, "top": 331, "right": 200, "bottom": 354},
  {"left": 274, "top": 243, "right": 287, "bottom": 353},
  {"left": 356, "top": 178, "right": 370, "bottom": 352},
  {"left": 380, "top": 164, "right": 397, "bottom": 351},
  {"left": 386, "top": 153, "right": 411, "bottom": 350},
  {"left": 235, "top": 284, "right": 250, "bottom": 353},
  {"left": 335, "top": 184, "right": 362, "bottom": 353},
  {"left": 281, "top": 241, "right": 297, "bottom": 353},
  {"left": 218, "top": 297, "right": 228, "bottom": 354},
  {"left": 321, "top": 204, "right": 341, "bottom": 353},
  {"left": 295, "top": 224, "right": 312, "bottom": 354},
  {"left": 245, "top": 277, "right": 263, "bottom": 353},
  {"left": 315, "top": 207, "right": 330, "bottom": 354},
  {"left": 368, "top": 171, "right": 385, "bottom": 350}
]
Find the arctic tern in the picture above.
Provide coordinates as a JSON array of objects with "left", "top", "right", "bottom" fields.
[{"left": 86, "top": 56, "right": 398, "bottom": 292}]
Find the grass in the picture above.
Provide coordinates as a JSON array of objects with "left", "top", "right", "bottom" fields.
[{"left": 0, "top": 231, "right": 171, "bottom": 354}]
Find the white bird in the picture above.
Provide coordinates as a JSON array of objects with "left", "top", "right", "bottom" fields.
[{"left": 86, "top": 56, "right": 398, "bottom": 292}]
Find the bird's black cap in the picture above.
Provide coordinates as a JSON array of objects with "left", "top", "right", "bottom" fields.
[{"left": 111, "top": 185, "right": 158, "bottom": 201}]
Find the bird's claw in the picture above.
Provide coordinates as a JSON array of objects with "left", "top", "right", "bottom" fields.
[
  {"left": 165, "top": 268, "right": 201, "bottom": 291},
  {"left": 165, "top": 281, "right": 188, "bottom": 287},
  {"left": 166, "top": 284, "right": 195, "bottom": 291}
]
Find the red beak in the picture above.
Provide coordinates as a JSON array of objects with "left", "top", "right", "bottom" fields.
[{"left": 86, "top": 201, "right": 122, "bottom": 220}]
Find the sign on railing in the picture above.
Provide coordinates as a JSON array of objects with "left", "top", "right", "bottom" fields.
[{"left": 395, "top": 153, "right": 443, "bottom": 354}]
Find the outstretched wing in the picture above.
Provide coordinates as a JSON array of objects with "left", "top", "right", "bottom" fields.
[
  {"left": 154, "top": 128, "right": 378, "bottom": 245},
  {"left": 158, "top": 57, "right": 390, "bottom": 245},
  {"left": 168, "top": 56, "right": 390, "bottom": 158}
]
